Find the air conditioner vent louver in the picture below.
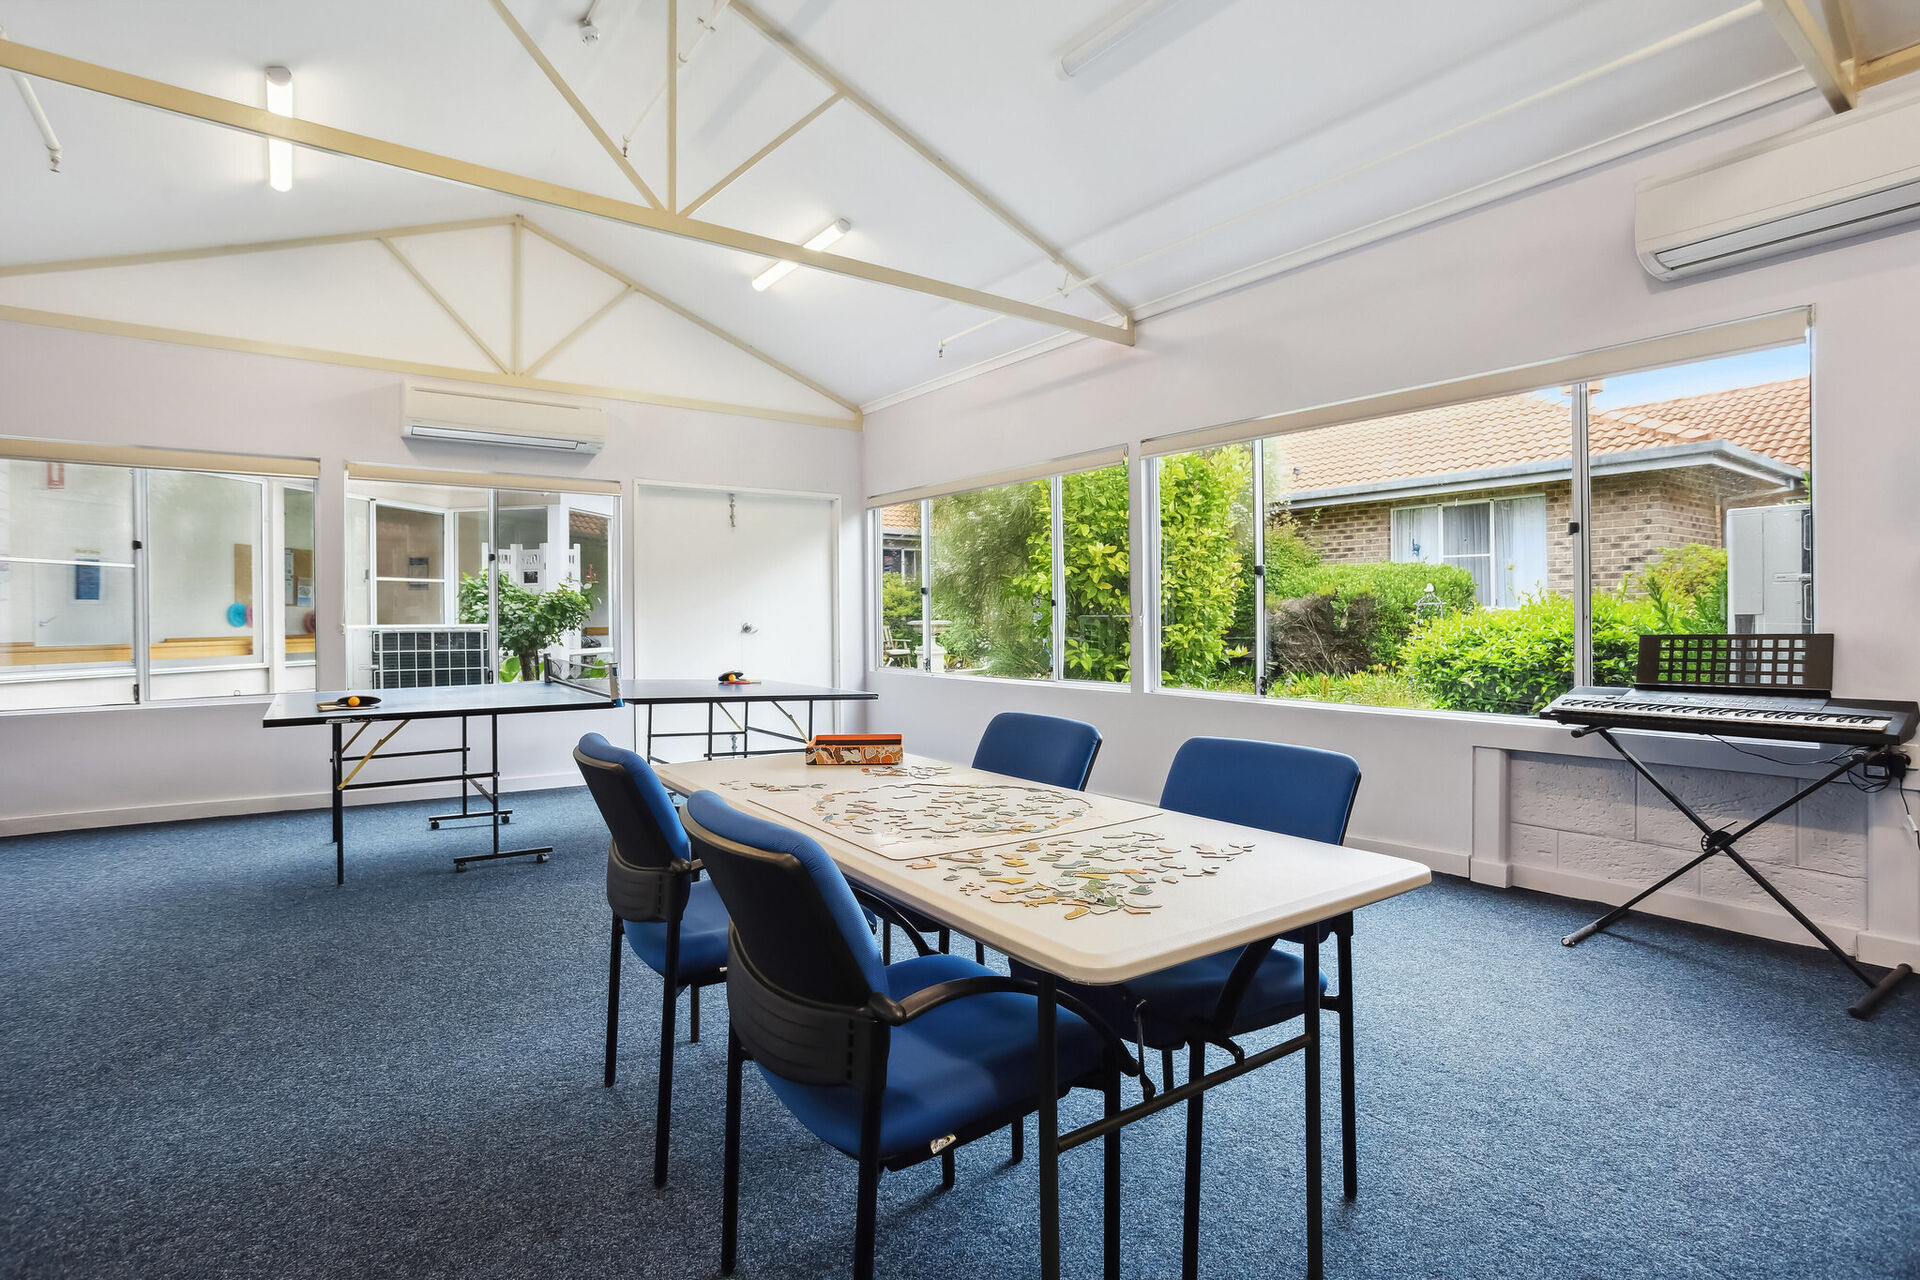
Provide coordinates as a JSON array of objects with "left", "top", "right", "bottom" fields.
[
  {"left": 402, "top": 386, "right": 605, "bottom": 454},
  {"left": 1636, "top": 91, "right": 1920, "bottom": 281}
]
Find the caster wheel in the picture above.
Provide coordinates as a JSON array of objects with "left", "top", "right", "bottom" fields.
[
  {"left": 536, "top": 852, "right": 550, "bottom": 863},
  {"left": 455, "top": 863, "right": 468, "bottom": 873},
  {"left": 501, "top": 815, "right": 511, "bottom": 825},
  {"left": 430, "top": 820, "right": 440, "bottom": 830}
]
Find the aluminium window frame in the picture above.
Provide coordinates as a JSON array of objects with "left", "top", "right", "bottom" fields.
[{"left": 0, "top": 456, "right": 313, "bottom": 707}]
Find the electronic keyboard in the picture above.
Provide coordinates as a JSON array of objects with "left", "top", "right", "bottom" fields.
[
  {"left": 1541, "top": 632, "right": 1917, "bottom": 747},
  {"left": 1540, "top": 686, "right": 1918, "bottom": 747}
]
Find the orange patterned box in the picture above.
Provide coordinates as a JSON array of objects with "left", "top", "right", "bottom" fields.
[{"left": 806, "top": 733, "right": 904, "bottom": 766}]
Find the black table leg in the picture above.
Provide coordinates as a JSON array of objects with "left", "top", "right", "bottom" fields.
[
  {"left": 1038, "top": 970, "right": 1060, "bottom": 1280},
  {"left": 331, "top": 721, "right": 344, "bottom": 885},
  {"left": 1304, "top": 927, "right": 1323, "bottom": 1280}
]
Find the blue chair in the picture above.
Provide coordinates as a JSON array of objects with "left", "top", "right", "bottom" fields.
[
  {"left": 877, "top": 712, "right": 1103, "bottom": 963},
  {"left": 1019, "top": 736, "right": 1362, "bottom": 1273},
  {"left": 574, "top": 733, "right": 731, "bottom": 1188},
  {"left": 683, "top": 790, "right": 1133, "bottom": 1280}
]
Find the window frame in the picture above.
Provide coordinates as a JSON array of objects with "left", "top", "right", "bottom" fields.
[
  {"left": 0, "top": 454, "right": 316, "bottom": 708},
  {"left": 868, "top": 456, "right": 1131, "bottom": 687},
  {"left": 1139, "top": 322, "right": 1810, "bottom": 716}
]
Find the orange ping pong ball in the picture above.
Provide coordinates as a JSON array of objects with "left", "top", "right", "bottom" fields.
[{"left": 345, "top": 696, "right": 361, "bottom": 707}]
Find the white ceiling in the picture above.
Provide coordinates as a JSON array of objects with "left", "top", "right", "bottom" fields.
[{"left": 0, "top": 1, "right": 1836, "bottom": 418}]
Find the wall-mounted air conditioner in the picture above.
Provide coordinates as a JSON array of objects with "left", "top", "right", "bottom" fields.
[
  {"left": 1635, "top": 90, "right": 1920, "bottom": 280},
  {"left": 402, "top": 386, "right": 606, "bottom": 453}
]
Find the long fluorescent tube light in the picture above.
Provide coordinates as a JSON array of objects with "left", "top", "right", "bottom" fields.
[
  {"left": 751, "top": 218, "right": 850, "bottom": 291},
  {"left": 1058, "top": 0, "right": 1185, "bottom": 78},
  {"left": 265, "top": 65, "right": 292, "bottom": 191}
]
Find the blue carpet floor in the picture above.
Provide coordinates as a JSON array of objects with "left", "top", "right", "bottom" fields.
[{"left": 2, "top": 788, "right": 1917, "bottom": 1279}]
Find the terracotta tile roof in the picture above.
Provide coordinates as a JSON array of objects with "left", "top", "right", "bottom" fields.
[
  {"left": 1271, "top": 377, "right": 1809, "bottom": 495},
  {"left": 879, "top": 503, "right": 921, "bottom": 530}
]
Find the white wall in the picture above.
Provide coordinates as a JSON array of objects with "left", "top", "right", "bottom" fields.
[
  {"left": 860, "top": 94, "right": 1920, "bottom": 970},
  {"left": 0, "top": 323, "right": 864, "bottom": 833}
]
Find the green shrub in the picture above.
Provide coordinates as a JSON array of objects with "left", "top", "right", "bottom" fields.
[
  {"left": 1399, "top": 590, "right": 1657, "bottom": 715},
  {"left": 1158, "top": 446, "right": 1254, "bottom": 685},
  {"left": 1630, "top": 543, "right": 1728, "bottom": 635},
  {"left": 457, "top": 571, "right": 595, "bottom": 682},
  {"left": 1269, "top": 667, "right": 1432, "bottom": 708},
  {"left": 1266, "top": 559, "right": 1476, "bottom": 677}
]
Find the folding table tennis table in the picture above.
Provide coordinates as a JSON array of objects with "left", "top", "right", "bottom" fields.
[{"left": 263, "top": 664, "right": 622, "bottom": 883}]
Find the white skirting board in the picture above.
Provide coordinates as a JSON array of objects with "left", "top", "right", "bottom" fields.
[{"left": 0, "top": 771, "right": 584, "bottom": 837}]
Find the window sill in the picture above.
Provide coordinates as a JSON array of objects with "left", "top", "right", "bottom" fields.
[
  {"left": 868, "top": 666, "right": 1134, "bottom": 693},
  {"left": 0, "top": 693, "right": 278, "bottom": 718}
]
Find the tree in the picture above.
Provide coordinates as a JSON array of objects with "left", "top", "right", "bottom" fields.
[
  {"left": 929, "top": 480, "right": 1051, "bottom": 676},
  {"left": 458, "top": 569, "right": 595, "bottom": 681},
  {"left": 1157, "top": 445, "right": 1253, "bottom": 685}
]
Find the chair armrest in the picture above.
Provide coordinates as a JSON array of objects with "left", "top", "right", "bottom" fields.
[
  {"left": 870, "top": 976, "right": 1141, "bottom": 1077},
  {"left": 849, "top": 889, "right": 937, "bottom": 958},
  {"left": 1205, "top": 936, "right": 1279, "bottom": 1033}
]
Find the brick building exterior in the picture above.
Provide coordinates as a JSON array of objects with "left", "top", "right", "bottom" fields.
[{"left": 1270, "top": 378, "right": 1809, "bottom": 598}]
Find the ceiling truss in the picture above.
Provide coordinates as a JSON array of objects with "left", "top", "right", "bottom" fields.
[
  {"left": 1763, "top": 0, "right": 1920, "bottom": 110},
  {"left": 0, "top": 34, "right": 1133, "bottom": 349},
  {"left": 0, "top": 213, "right": 863, "bottom": 430}
]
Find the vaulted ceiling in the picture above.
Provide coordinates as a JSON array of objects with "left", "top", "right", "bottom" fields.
[{"left": 0, "top": 1, "right": 1893, "bottom": 428}]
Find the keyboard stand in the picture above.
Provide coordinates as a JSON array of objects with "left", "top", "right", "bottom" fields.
[{"left": 1562, "top": 727, "right": 1914, "bottom": 1020}]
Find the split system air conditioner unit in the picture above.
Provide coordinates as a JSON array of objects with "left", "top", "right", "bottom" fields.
[
  {"left": 1635, "top": 90, "right": 1920, "bottom": 280},
  {"left": 401, "top": 386, "right": 606, "bottom": 453}
]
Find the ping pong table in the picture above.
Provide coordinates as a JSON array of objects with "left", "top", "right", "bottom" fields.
[
  {"left": 625, "top": 680, "right": 876, "bottom": 763},
  {"left": 263, "top": 662, "right": 623, "bottom": 883}
]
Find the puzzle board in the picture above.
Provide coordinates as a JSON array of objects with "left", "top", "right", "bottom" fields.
[
  {"left": 715, "top": 759, "right": 1163, "bottom": 861},
  {"left": 897, "top": 821, "right": 1257, "bottom": 923}
]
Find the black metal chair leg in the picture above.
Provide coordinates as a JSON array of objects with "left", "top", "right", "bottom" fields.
[
  {"left": 854, "top": 1092, "right": 884, "bottom": 1280},
  {"left": 604, "top": 911, "right": 623, "bottom": 1087},
  {"left": 941, "top": 1149, "right": 956, "bottom": 1189},
  {"left": 975, "top": 939, "right": 986, "bottom": 964},
  {"left": 654, "top": 932, "right": 680, "bottom": 1188},
  {"left": 1010, "top": 1117, "right": 1024, "bottom": 1164},
  {"left": 722, "top": 1031, "right": 743, "bottom": 1275},
  {"left": 1304, "top": 932, "right": 1324, "bottom": 1280},
  {"left": 1104, "top": 1064, "right": 1122, "bottom": 1280},
  {"left": 938, "top": 927, "right": 951, "bottom": 954},
  {"left": 883, "top": 922, "right": 893, "bottom": 965},
  {"left": 1162, "top": 1046, "right": 1175, "bottom": 1095},
  {"left": 1182, "top": 1041, "right": 1203, "bottom": 1280},
  {"left": 1337, "top": 929, "right": 1357, "bottom": 1201},
  {"left": 690, "top": 983, "right": 701, "bottom": 1044}
]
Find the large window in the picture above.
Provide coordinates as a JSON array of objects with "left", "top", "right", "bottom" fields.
[
  {"left": 0, "top": 452, "right": 315, "bottom": 711},
  {"left": 872, "top": 458, "right": 1130, "bottom": 684},
  {"left": 344, "top": 475, "right": 616, "bottom": 689},
  {"left": 1152, "top": 336, "right": 1812, "bottom": 715}
]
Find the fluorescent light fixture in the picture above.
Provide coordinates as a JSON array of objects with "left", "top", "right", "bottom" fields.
[
  {"left": 265, "top": 66, "right": 292, "bottom": 192},
  {"left": 751, "top": 218, "right": 850, "bottom": 291},
  {"left": 1058, "top": 0, "right": 1185, "bottom": 78}
]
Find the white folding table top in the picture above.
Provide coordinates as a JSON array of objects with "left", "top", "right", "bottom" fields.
[{"left": 657, "top": 753, "right": 1431, "bottom": 987}]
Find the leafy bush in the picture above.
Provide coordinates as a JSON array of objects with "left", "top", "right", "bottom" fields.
[
  {"left": 458, "top": 570, "right": 595, "bottom": 682},
  {"left": 1630, "top": 543, "right": 1728, "bottom": 635},
  {"left": 1158, "top": 446, "right": 1254, "bottom": 685},
  {"left": 1269, "top": 667, "right": 1433, "bottom": 708},
  {"left": 1056, "top": 463, "right": 1131, "bottom": 682},
  {"left": 930, "top": 480, "right": 1051, "bottom": 677},
  {"left": 1399, "top": 590, "right": 1656, "bottom": 715},
  {"left": 879, "top": 573, "right": 920, "bottom": 663},
  {"left": 1266, "top": 559, "right": 1477, "bottom": 677}
]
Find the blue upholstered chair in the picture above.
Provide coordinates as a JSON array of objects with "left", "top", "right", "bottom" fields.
[
  {"left": 1017, "top": 735, "right": 1362, "bottom": 1268},
  {"left": 682, "top": 789, "right": 1132, "bottom": 1280},
  {"left": 574, "top": 733, "right": 731, "bottom": 1188},
  {"left": 878, "top": 712, "right": 1103, "bottom": 963}
]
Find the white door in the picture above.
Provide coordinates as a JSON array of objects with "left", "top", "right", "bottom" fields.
[{"left": 632, "top": 485, "right": 838, "bottom": 758}]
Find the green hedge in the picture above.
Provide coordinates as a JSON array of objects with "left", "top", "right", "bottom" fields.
[{"left": 1399, "top": 591, "right": 1656, "bottom": 715}]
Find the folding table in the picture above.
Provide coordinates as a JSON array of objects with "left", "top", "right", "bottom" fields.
[{"left": 655, "top": 752, "right": 1430, "bottom": 1280}]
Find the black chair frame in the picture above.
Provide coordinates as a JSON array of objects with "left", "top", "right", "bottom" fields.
[
  {"left": 577, "top": 746, "right": 730, "bottom": 1189},
  {"left": 685, "top": 810, "right": 1140, "bottom": 1280}
]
